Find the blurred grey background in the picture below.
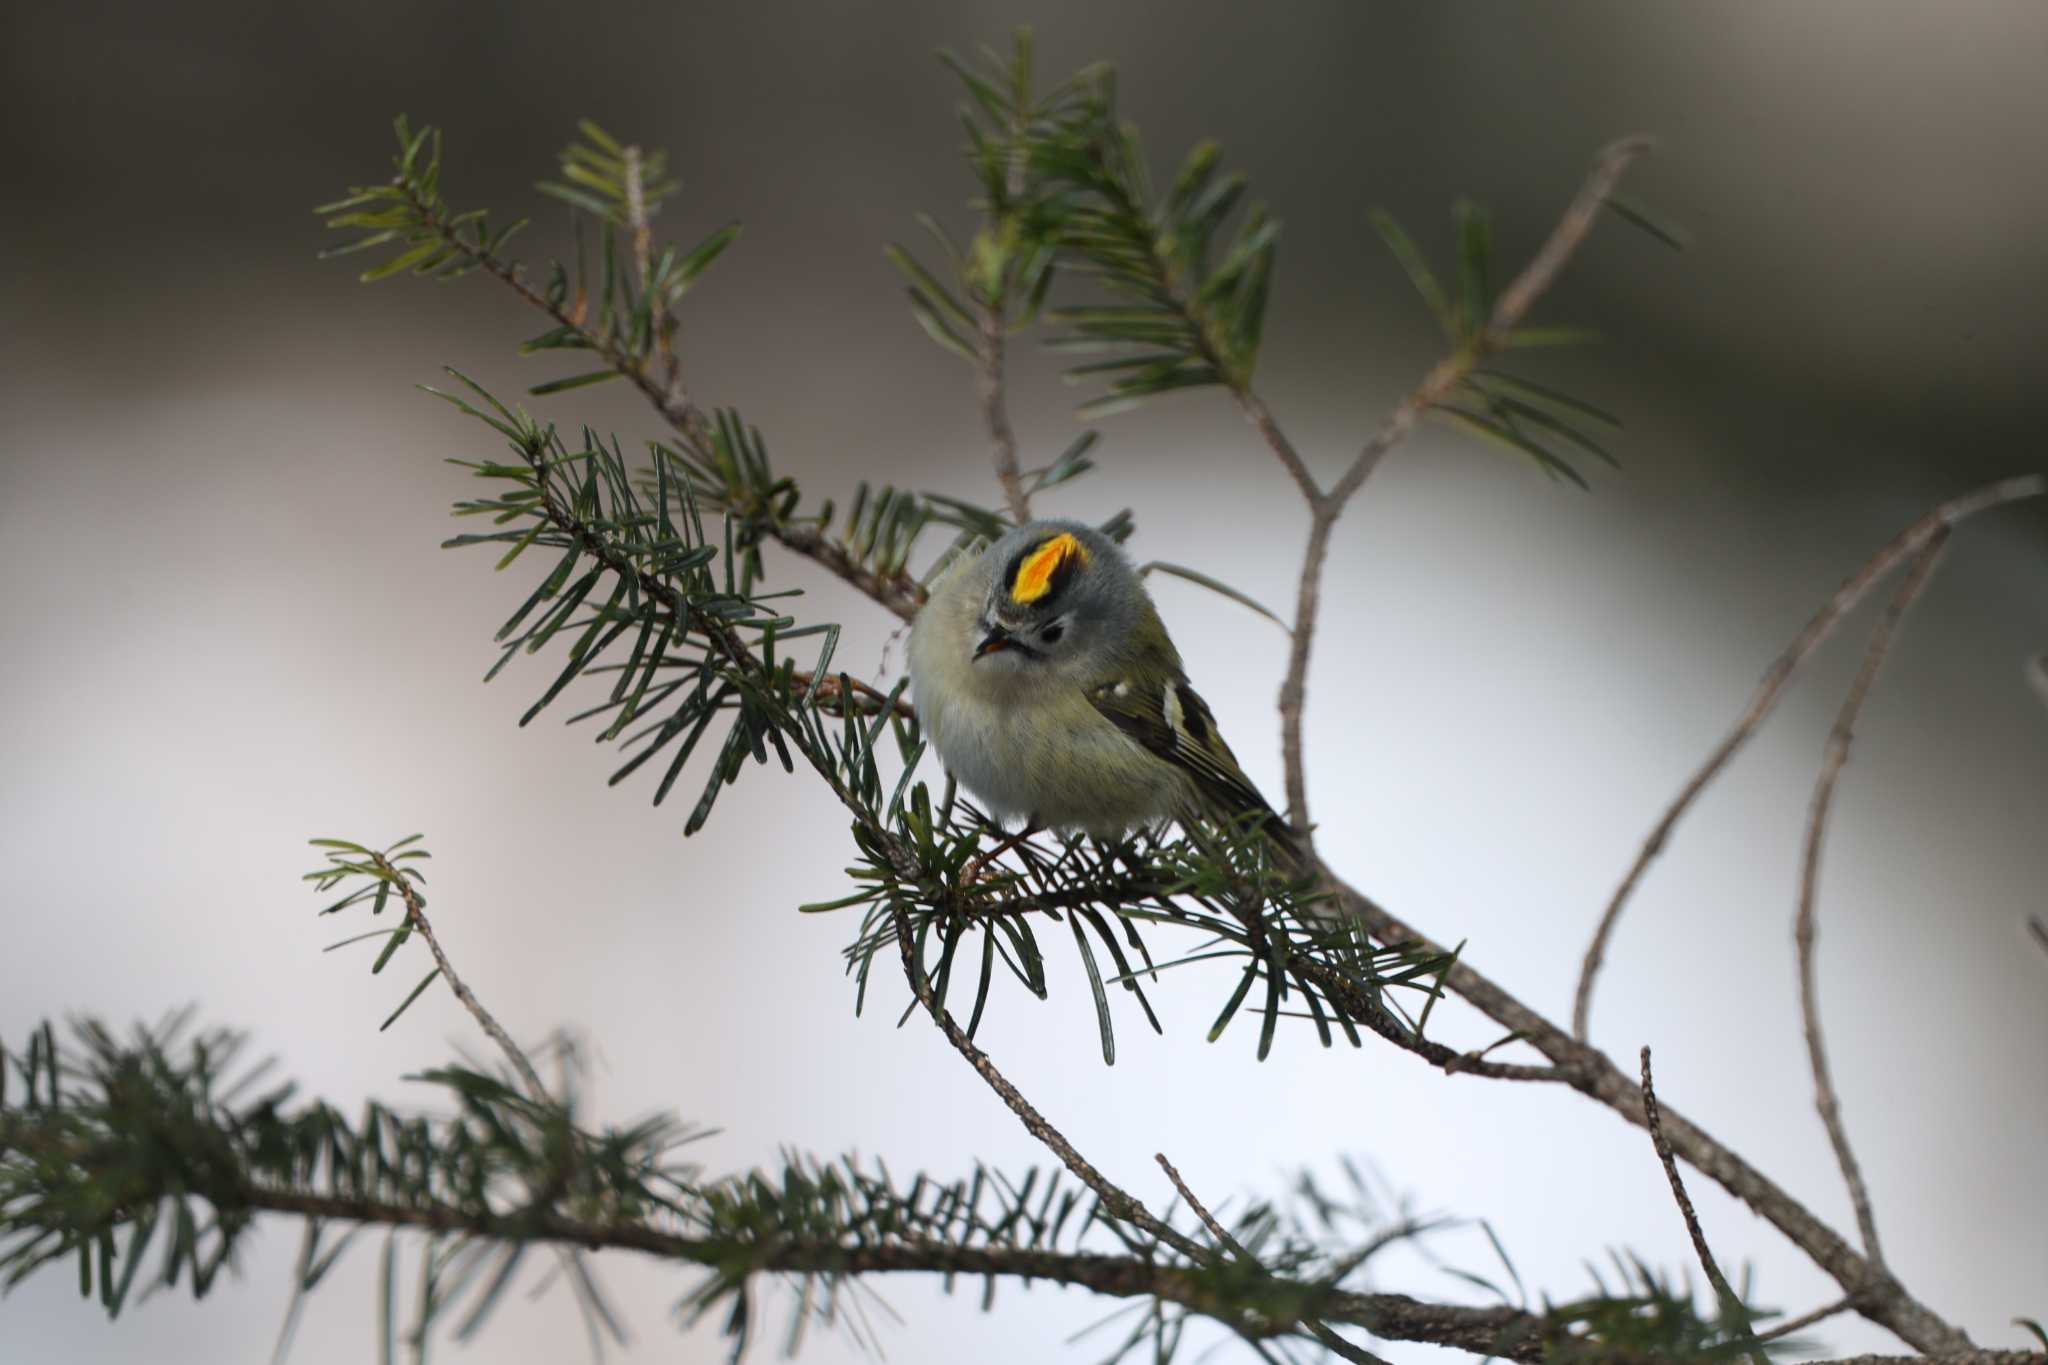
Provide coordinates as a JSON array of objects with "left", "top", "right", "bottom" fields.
[{"left": 3, "top": 2, "right": 2046, "bottom": 1362}]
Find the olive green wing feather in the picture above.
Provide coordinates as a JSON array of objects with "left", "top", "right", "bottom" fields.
[{"left": 1085, "top": 673, "right": 1277, "bottom": 824}]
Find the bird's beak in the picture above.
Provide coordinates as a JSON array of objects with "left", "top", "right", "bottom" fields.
[{"left": 973, "top": 626, "right": 1010, "bottom": 659}]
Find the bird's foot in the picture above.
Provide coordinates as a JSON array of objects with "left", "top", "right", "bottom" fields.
[{"left": 959, "top": 823, "right": 1043, "bottom": 891}]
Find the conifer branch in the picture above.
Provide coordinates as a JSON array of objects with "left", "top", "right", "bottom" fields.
[
  {"left": 7, "top": 1018, "right": 1611, "bottom": 1363},
  {"left": 376, "top": 139, "right": 933, "bottom": 622},
  {"left": 390, "top": 170, "right": 708, "bottom": 453},
  {"left": 268, "top": 58, "right": 2039, "bottom": 1361},
  {"left": 20, "top": 1181, "right": 1565, "bottom": 1360},
  {"left": 235, "top": 1189, "right": 1529, "bottom": 1357},
  {"left": 769, "top": 521, "right": 927, "bottom": 621},
  {"left": 1327, "top": 137, "right": 1653, "bottom": 514}
]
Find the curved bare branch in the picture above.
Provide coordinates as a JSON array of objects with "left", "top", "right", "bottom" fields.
[{"left": 1574, "top": 476, "right": 2047, "bottom": 1041}]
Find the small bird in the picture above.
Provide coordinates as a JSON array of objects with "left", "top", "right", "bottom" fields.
[{"left": 908, "top": 519, "right": 1301, "bottom": 868}]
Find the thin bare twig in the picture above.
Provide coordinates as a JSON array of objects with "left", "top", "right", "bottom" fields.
[
  {"left": 1574, "top": 474, "right": 2048, "bottom": 1041},
  {"left": 889, "top": 908, "right": 1207, "bottom": 1262},
  {"left": 375, "top": 854, "right": 548, "bottom": 1104},
  {"left": 978, "top": 307, "right": 1030, "bottom": 524},
  {"left": 1303, "top": 1322, "right": 1398, "bottom": 1365},
  {"left": 1155, "top": 1153, "right": 1246, "bottom": 1259},
  {"left": 1798, "top": 532, "right": 1949, "bottom": 1270},
  {"left": 789, "top": 669, "right": 917, "bottom": 720},
  {"left": 1639, "top": 1047, "right": 1765, "bottom": 1365},
  {"left": 1276, "top": 136, "right": 1653, "bottom": 839},
  {"left": 621, "top": 145, "right": 653, "bottom": 287},
  {"left": 1278, "top": 511, "right": 1340, "bottom": 834},
  {"left": 1154, "top": 1155, "right": 1396, "bottom": 1365},
  {"left": 1756, "top": 1295, "right": 1856, "bottom": 1344},
  {"left": 1233, "top": 387, "right": 1322, "bottom": 507},
  {"left": 982, "top": 106, "right": 1032, "bottom": 526}
]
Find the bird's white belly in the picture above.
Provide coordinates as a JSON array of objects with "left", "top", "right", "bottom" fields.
[{"left": 917, "top": 687, "right": 1184, "bottom": 836}]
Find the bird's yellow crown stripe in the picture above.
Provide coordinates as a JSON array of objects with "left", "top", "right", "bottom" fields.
[{"left": 1009, "top": 532, "right": 1089, "bottom": 603}]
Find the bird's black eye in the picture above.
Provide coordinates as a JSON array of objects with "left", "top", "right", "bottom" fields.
[{"left": 1040, "top": 622, "right": 1065, "bottom": 644}]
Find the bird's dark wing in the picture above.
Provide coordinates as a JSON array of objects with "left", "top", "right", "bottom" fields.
[{"left": 1085, "top": 673, "right": 1278, "bottom": 825}]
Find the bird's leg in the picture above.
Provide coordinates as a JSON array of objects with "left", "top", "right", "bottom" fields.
[{"left": 960, "top": 821, "right": 1045, "bottom": 889}]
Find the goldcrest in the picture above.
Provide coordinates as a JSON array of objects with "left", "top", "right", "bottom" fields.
[{"left": 908, "top": 519, "right": 1300, "bottom": 861}]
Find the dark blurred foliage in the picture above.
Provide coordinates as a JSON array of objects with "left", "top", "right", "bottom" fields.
[{"left": 6, "top": 0, "right": 2047, "bottom": 505}]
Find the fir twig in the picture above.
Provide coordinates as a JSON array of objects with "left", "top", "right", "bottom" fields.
[
  {"left": 378, "top": 851, "right": 549, "bottom": 1104},
  {"left": 1277, "top": 136, "right": 1652, "bottom": 841}
]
